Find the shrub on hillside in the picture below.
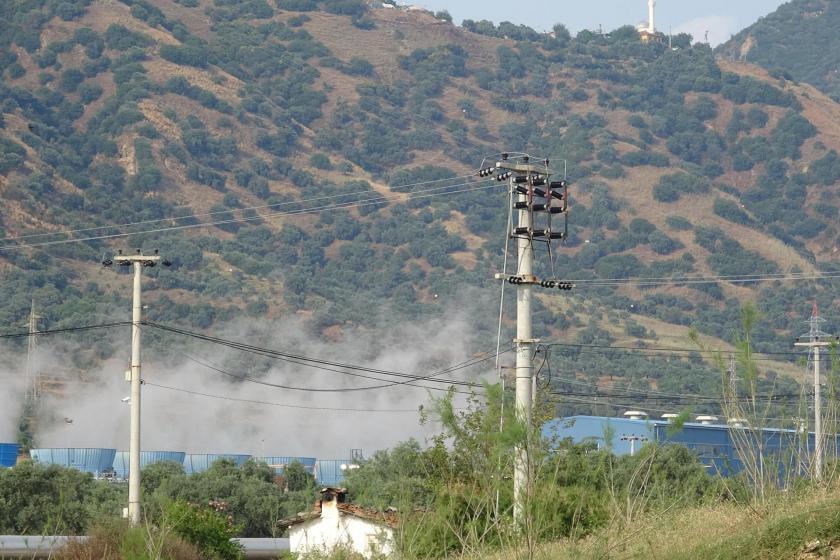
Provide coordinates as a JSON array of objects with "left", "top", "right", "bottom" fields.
[{"left": 652, "top": 172, "right": 708, "bottom": 203}]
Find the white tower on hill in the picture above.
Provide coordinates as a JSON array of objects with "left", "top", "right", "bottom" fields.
[{"left": 648, "top": 0, "right": 656, "bottom": 33}]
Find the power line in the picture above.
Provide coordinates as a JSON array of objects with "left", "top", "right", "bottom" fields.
[
  {"left": 542, "top": 341, "right": 814, "bottom": 358},
  {"left": 144, "top": 382, "right": 434, "bottom": 413},
  {"left": 0, "top": 321, "right": 132, "bottom": 339},
  {"left": 0, "top": 180, "right": 498, "bottom": 251},
  {"left": 177, "top": 349, "right": 478, "bottom": 394},
  {"left": 143, "top": 321, "right": 505, "bottom": 393},
  {"left": 1, "top": 174, "right": 477, "bottom": 244},
  {"left": 570, "top": 271, "right": 840, "bottom": 287}
]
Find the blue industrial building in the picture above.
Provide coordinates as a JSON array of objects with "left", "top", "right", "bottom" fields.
[
  {"left": 30, "top": 448, "right": 117, "bottom": 476},
  {"left": 316, "top": 459, "right": 357, "bottom": 486},
  {"left": 183, "top": 453, "right": 251, "bottom": 474},
  {"left": 16, "top": 447, "right": 358, "bottom": 485},
  {"left": 252, "top": 456, "right": 317, "bottom": 475},
  {"left": 0, "top": 443, "right": 18, "bottom": 468},
  {"left": 113, "top": 451, "right": 186, "bottom": 479},
  {"left": 543, "top": 414, "right": 826, "bottom": 476}
]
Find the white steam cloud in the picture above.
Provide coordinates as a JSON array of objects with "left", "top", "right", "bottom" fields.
[
  {"left": 33, "top": 310, "right": 495, "bottom": 459},
  {"left": 0, "top": 359, "right": 25, "bottom": 442}
]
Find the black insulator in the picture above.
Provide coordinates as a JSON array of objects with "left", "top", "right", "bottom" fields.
[
  {"left": 102, "top": 259, "right": 113, "bottom": 267},
  {"left": 514, "top": 201, "right": 529, "bottom": 209},
  {"left": 514, "top": 227, "right": 530, "bottom": 235},
  {"left": 515, "top": 185, "right": 529, "bottom": 195},
  {"left": 162, "top": 259, "right": 172, "bottom": 267},
  {"left": 540, "top": 280, "right": 557, "bottom": 289},
  {"left": 119, "top": 260, "right": 132, "bottom": 267},
  {"left": 533, "top": 187, "right": 564, "bottom": 201},
  {"left": 549, "top": 206, "right": 566, "bottom": 214},
  {"left": 549, "top": 232, "right": 566, "bottom": 240},
  {"left": 523, "top": 156, "right": 530, "bottom": 163},
  {"left": 532, "top": 229, "right": 548, "bottom": 237},
  {"left": 544, "top": 159, "right": 550, "bottom": 165},
  {"left": 478, "top": 167, "right": 496, "bottom": 177},
  {"left": 532, "top": 177, "right": 546, "bottom": 187},
  {"left": 532, "top": 203, "right": 547, "bottom": 212},
  {"left": 557, "top": 282, "right": 574, "bottom": 291},
  {"left": 549, "top": 181, "right": 567, "bottom": 189},
  {"left": 497, "top": 172, "right": 513, "bottom": 181},
  {"left": 513, "top": 175, "right": 528, "bottom": 184},
  {"left": 502, "top": 153, "right": 509, "bottom": 160},
  {"left": 508, "top": 276, "right": 524, "bottom": 285}
]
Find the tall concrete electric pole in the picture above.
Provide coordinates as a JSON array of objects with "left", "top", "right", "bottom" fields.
[
  {"left": 794, "top": 303, "right": 836, "bottom": 482},
  {"left": 513, "top": 171, "right": 534, "bottom": 522},
  {"left": 485, "top": 153, "right": 572, "bottom": 524},
  {"left": 103, "top": 250, "right": 169, "bottom": 525}
]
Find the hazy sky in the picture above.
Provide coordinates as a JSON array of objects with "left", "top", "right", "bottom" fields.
[{"left": 402, "top": 0, "right": 789, "bottom": 46}]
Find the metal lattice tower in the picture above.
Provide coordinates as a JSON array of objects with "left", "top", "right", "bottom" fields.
[
  {"left": 24, "top": 300, "right": 43, "bottom": 406},
  {"left": 803, "top": 302, "right": 830, "bottom": 374}
]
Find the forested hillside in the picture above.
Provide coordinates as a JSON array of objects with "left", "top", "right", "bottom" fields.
[
  {"left": 1, "top": 0, "right": 840, "bottom": 417},
  {"left": 719, "top": 0, "right": 840, "bottom": 102}
]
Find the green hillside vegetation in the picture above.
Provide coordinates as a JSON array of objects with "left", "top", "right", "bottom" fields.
[
  {"left": 1, "top": 0, "right": 840, "bottom": 422},
  {"left": 719, "top": 0, "right": 840, "bottom": 102}
]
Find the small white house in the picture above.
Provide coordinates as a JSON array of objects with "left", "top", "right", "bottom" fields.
[{"left": 280, "top": 488, "right": 397, "bottom": 559}]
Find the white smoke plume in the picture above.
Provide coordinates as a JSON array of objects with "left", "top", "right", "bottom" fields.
[
  {"left": 34, "top": 308, "right": 498, "bottom": 459},
  {"left": 0, "top": 361, "right": 25, "bottom": 443}
]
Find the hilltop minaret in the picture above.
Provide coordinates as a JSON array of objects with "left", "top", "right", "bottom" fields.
[{"left": 648, "top": 0, "right": 656, "bottom": 33}]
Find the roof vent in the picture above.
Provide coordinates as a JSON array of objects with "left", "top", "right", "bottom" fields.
[
  {"left": 727, "top": 418, "right": 749, "bottom": 428},
  {"left": 696, "top": 415, "right": 719, "bottom": 425},
  {"left": 623, "top": 410, "right": 649, "bottom": 421},
  {"left": 661, "top": 413, "right": 679, "bottom": 422}
]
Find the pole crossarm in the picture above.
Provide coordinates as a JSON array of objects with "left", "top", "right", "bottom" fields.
[{"left": 494, "top": 273, "right": 575, "bottom": 291}]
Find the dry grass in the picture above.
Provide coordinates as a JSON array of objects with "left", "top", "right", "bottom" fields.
[{"left": 453, "top": 489, "right": 840, "bottom": 560}]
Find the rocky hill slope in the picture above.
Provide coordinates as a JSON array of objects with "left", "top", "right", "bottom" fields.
[
  {"left": 719, "top": 0, "right": 840, "bottom": 102},
  {"left": 1, "top": 0, "right": 839, "bottom": 415}
]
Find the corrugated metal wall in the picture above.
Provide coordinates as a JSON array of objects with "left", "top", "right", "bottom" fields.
[
  {"left": 252, "top": 456, "right": 317, "bottom": 475},
  {"left": 184, "top": 453, "right": 251, "bottom": 474},
  {"left": 315, "top": 459, "right": 354, "bottom": 486},
  {"left": 30, "top": 448, "right": 116, "bottom": 475},
  {"left": 112, "top": 451, "right": 186, "bottom": 478},
  {"left": 0, "top": 443, "right": 18, "bottom": 468}
]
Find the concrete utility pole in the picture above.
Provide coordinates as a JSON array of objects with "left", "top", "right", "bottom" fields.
[
  {"left": 485, "top": 153, "right": 572, "bottom": 524},
  {"left": 513, "top": 171, "right": 534, "bottom": 522},
  {"left": 620, "top": 434, "right": 647, "bottom": 456},
  {"left": 794, "top": 303, "right": 836, "bottom": 482},
  {"left": 103, "top": 250, "right": 169, "bottom": 526}
]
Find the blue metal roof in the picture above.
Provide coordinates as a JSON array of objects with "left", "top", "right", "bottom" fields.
[
  {"left": 252, "top": 456, "right": 317, "bottom": 475},
  {"left": 0, "top": 443, "right": 17, "bottom": 468},
  {"left": 544, "top": 415, "right": 827, "bottom": 477},
  {"left": 184, "top": 454, "right": 251, "bottom": 474},
  {"left": 30, "top": 448, "right": 116, "bottom": 475},
  {"left": 543, "top": 416, "right": 656, "bottom": 455},
  {"left": 112, "top": 451, "right": 186, "bottom": 479},
  {"left": 315, "top": 459, "right": 355, "bottom": 486}
]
